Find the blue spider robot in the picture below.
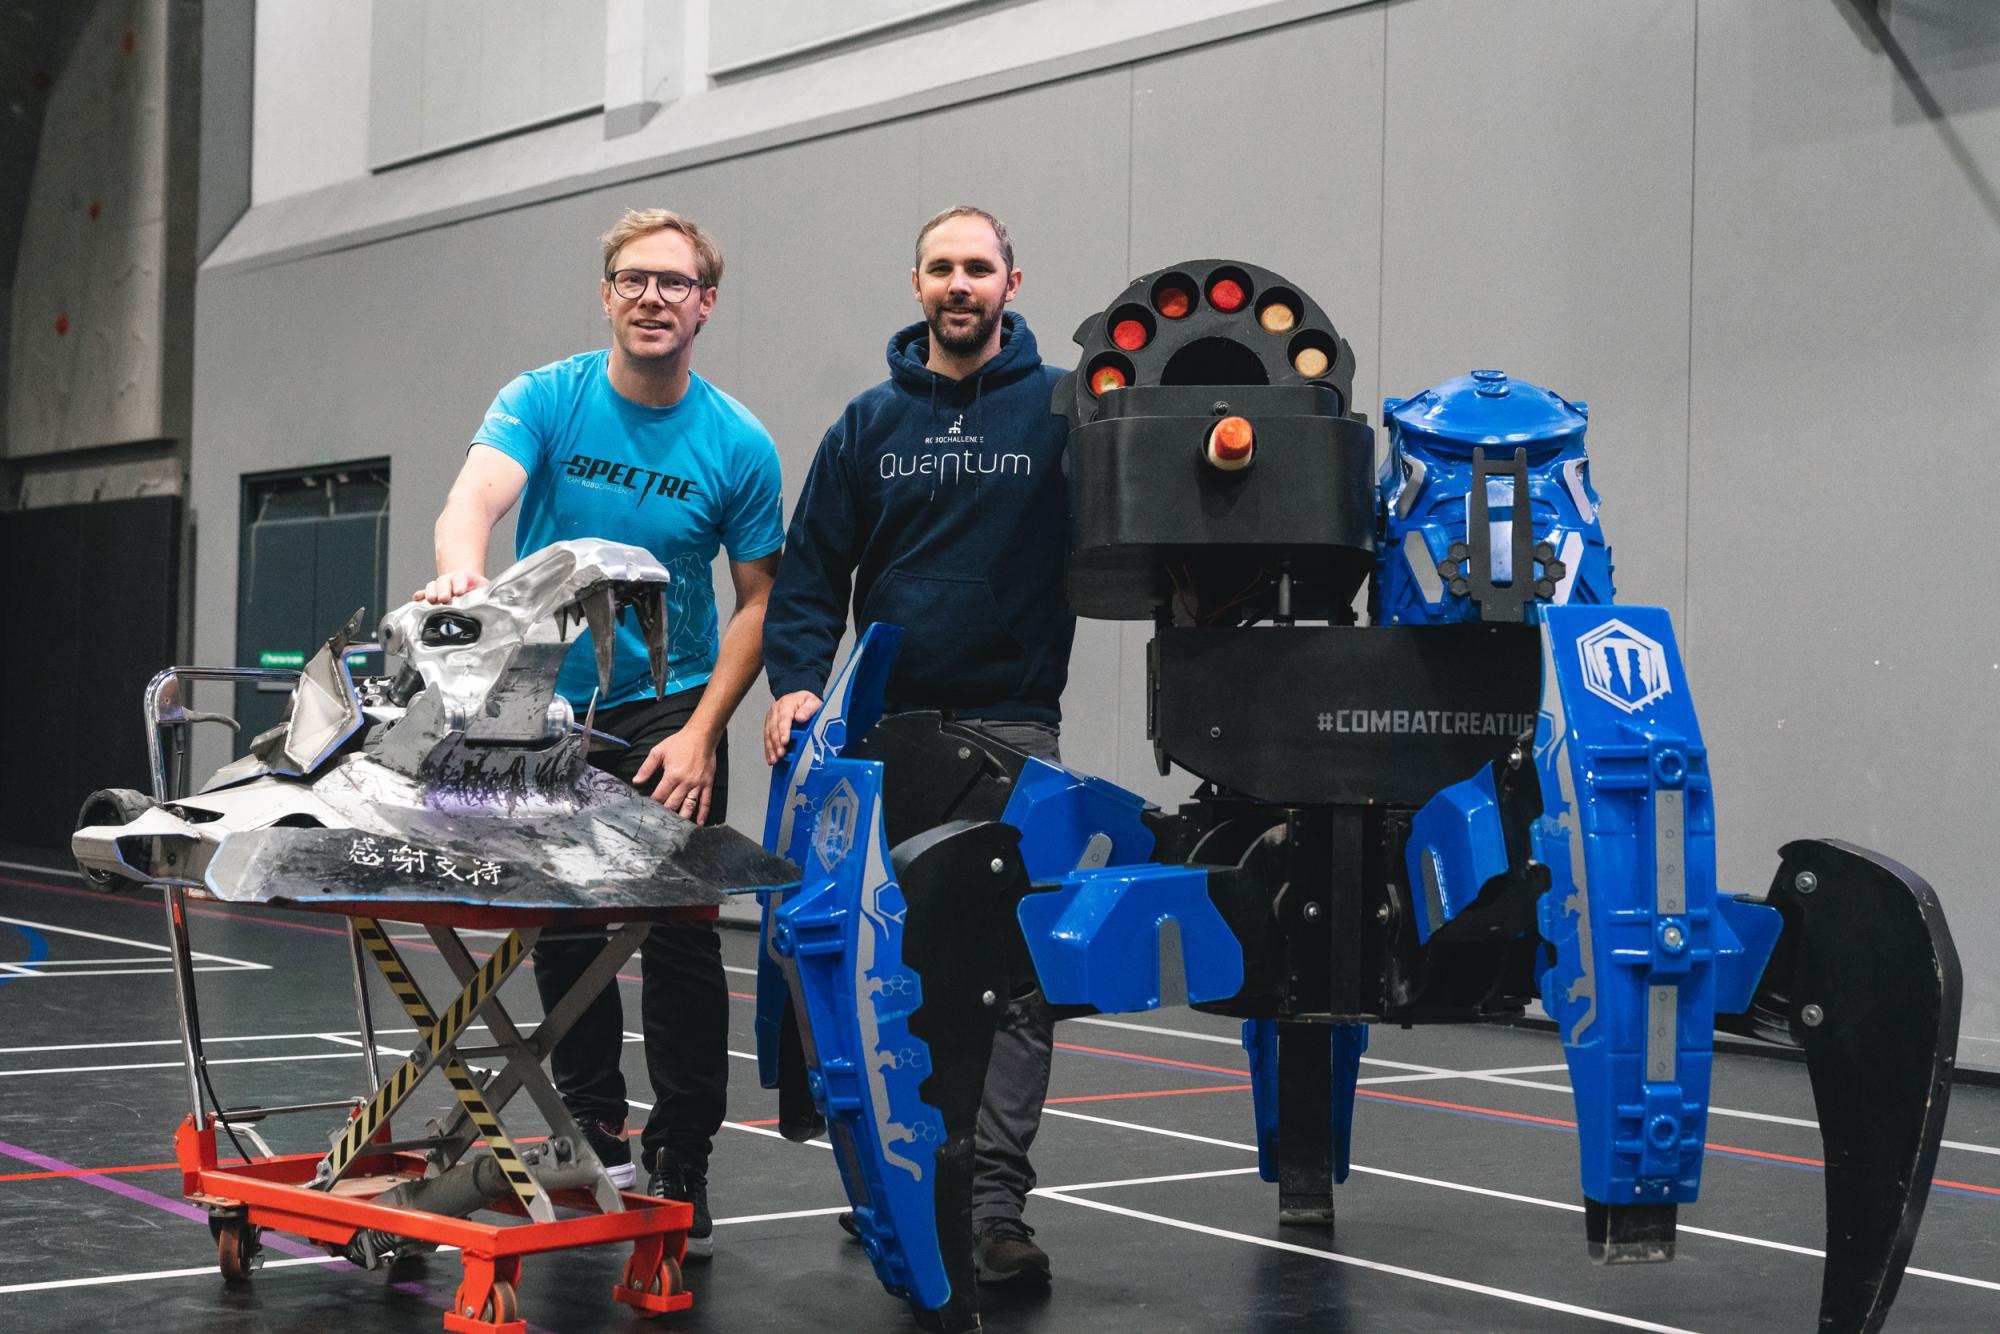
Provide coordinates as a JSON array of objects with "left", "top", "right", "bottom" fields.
[{"left": 756, "top": 262, "right": 1960, "bottom": 1334}]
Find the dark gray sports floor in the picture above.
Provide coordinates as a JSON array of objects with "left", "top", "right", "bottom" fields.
[{"left": 0, "top": 860, "right": 1994, "bottom": 1334}]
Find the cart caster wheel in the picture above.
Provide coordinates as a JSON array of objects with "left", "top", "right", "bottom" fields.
[
  {"left": 638, "top": 1256, "right": 683, "bottom": 1319},
  {"left": 212, "top": 1217, "right": 262, "bottom": 1284},
  {"left": 478, "top": 1280, "right": 519, "bottom": 1324}
]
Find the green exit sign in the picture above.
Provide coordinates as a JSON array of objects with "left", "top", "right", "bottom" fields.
[{"left": 256, "top": 650, "right": 377, "bottom": 669}]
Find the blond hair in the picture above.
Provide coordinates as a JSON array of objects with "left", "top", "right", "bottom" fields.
[{"left": 600, "top": 208, "right": 724, "bottom": 286}]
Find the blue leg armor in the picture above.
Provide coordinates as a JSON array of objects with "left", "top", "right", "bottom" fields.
[{"left": 754, "top": 320, "right": 1963, "bottom": 1334}]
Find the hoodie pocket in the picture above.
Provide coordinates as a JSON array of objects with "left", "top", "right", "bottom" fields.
[{"left": 862, "top": 569, "right": 1026, "bottom": 706}]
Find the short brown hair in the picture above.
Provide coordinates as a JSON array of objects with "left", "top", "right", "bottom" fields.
[
  {"left": 914, "top": 205, "right": 1013, "bottom": 272},
  {"left": 600, "top": 208, "right": 724, "bottom": 286}
]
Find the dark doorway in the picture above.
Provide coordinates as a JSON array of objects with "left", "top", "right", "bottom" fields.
[
  {"left": 234, "top": 464, "right": 390, "bottom": 750},
  {"left": 0, "top": 496, "right": 181, "bottom": 851}
]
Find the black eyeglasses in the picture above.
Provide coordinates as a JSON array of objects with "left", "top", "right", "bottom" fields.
[{"left": 607, "top": 268, "right": 705, "bottom": 303}]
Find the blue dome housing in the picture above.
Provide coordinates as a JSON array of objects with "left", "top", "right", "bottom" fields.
[{"left": 1384, "top": 370, "right": 1588, "bottom": 457}]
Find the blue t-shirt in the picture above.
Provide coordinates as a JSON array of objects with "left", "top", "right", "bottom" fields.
[{"left": 472, "top": 350, "right": 784, "bottom": 710}]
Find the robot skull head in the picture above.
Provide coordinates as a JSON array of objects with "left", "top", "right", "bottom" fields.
[{"left": 378, "top": 538, "right": 672, "bottom": 730}]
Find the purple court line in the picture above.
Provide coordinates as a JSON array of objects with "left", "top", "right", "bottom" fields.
[
  {"left": 0, "top": 1136, "right": 558, "bottom": 1330},
  {"left": 0, "top": 1137, "right": 320, "bottom": 1257}
]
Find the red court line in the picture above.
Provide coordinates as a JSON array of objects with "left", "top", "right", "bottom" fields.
[
  {"left": 1050, "top": 1084, "right": 1251, "bottom": 1106},
  {"left": 1360, "top": 1088, "right": 1578, "bottom": 1129},
  {"left": 1054, "top": 1041, "right": 1251, "bottom": 1079},
  {"left": 1359, "top": 1089, "right": 2000, "bottom": 1196},
  {"left": 0, "top": 1159, "right": 186, "bottom": 1183},
  {"left": 13, "top": 874, "right": 1995, "bottom": 1198},
  {"left": 1, "top": 1092, "right": 1248, "bottom": 1181}
]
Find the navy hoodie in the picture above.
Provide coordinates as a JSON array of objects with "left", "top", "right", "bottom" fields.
[{"left": 764, "top": 311, "right": 1075, "bottom": 723}]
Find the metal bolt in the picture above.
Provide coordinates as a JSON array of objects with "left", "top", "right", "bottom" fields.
[
  {"left": 957, "top": 746, "right": 972, "bottom": 760},
  {"left": 1507, "top": 747, "right": 1523, "bottom": 770},
  {"left": 1661, "top": 924, "right": 1685, "bottom": 950},
  {"left": 989, "top": 858, "right": 1005, "bottom": 873},
  {"left": 1303, "top": 902, "right": 1322, "bottom": 922},
  {"left": 1801, "top": 1003, "right": 1825, "bottom": 1027},
  {"left": 1375, "top": 903, "right": 1392, "bottom": 922},
  {"left": 980, "top": 990, "right": 997, "bottom": 1007},
  {"left": 1209, "top": 725, "right": 1222, "bottom": 738},
  {"left": 1794, "top": 871, "right": 1817, "bottom": 895}
]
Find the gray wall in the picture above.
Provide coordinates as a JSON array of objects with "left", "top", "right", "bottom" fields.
[{"left": 188, "top": 0, "right": 2000, "bottom": 1070}]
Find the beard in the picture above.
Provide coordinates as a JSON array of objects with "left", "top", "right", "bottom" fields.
[{"left": 926, "top": 298, "right": 1000, "bottom": 354}]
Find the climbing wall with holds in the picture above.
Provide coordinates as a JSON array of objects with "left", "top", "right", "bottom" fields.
[{"left": 6, "top": 0, "right": 176, "bottom": 457}]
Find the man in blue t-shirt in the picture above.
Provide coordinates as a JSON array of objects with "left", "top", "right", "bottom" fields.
[
  {"left": 762, "top": 206, "right": 1074, "bottom": 1288},
  {"left": 415, "top": 208, "right": 782, "bottom": 1260}
]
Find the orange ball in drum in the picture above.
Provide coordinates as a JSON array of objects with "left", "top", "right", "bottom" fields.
[
  {"left": 1155, "top": 287, "right": 1191, "bottom": 319},
  {"left": 1293, "top": 346, "right": 1330, "bottom": 378},
  {"left": 1091, "top": 365, "right": 1128, "bottom": 395},
  {"left": 1206, "top": 415, "right": 1255, "bottom": 469},
  {"left": 1208, "top": 279, "right": 1247, "bottom": 312},
  {"left": 1111, "top": 319, "right": 1148, "bottom": 351},
  {"left": 1258, "top": 302, "right": 1297, "bottom": 334}
]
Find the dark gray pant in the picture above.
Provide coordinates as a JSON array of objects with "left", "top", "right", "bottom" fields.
[{"left": 965, "top": 719, "right": 1060, "bottom": 1225}]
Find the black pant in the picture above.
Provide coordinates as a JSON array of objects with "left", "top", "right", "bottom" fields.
[{"left": 531, "top": 687, "right": 730, "bottom": 1173}]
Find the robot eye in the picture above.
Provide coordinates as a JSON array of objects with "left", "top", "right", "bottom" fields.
[{"left": 419, "top": 611, "right": 482, "bottom": 647}]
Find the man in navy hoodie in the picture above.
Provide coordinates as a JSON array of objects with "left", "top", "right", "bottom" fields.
[{"left": 761, "top": 205, "right": 1073, "bottom": 1287}]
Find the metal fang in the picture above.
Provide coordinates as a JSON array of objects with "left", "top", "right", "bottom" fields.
[
  {"left": 633, "top": 585, "right": 670, "bottom": 699},
  {"left": 579, "top": 584, "right": 618, "bottom": 699}
]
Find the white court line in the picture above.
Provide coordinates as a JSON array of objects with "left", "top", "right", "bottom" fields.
[
  {"left": 1360, "top": 1063, "right": 1572, "bottom": 1085},
  {"left": 0, "top": 913, "right": 267, "bottom": 971},
  {"left": 1038, "top": 1189, "right": 1700, "bottom": 1334},
  {"left": 0, "top": 965, "right": 255, "bottom": 980},
  {"left": 1039, "top": 1106, "right": 2000, "bottom": 1293},
  {"left": 714, "top": 1204, "right": 847, "bottom": 1226},
  {"left": 1, "top": 957, "right": 165, "bottom": 966},
  {"left": 1070, "top": 1016, "right": 1243, "bottom": 1046},
  {"left": 4, "top": 1106, "right": 1988, "bottom": 1303},
  {"left": 0, "top": 1025, "right": 641, "bottom": 1076},
  {"left": 1067, "top": 1016, "right": 2000, "bottom": 1159},
  {"left": 0, "top": 858, "right": 81, "bottom": 879},
  {"left": 1038, "top": 1165, "right": 1259, "bottom": 1193},
  {"left": 1352, "top": 1160, "right": 2000, "bottom": 1296},
  {"left": 0, "top": 1176, "right": 1262, "bottom": 1297},
  {"left": 0, "top": 1028, "right": 417, "bottom": 1055},
  {"left": 0, "top": 1255, "right": 342, "bottom": 1296},
  {"left": 0, "top": 1051, "right": 379, "bottom": 1079}
]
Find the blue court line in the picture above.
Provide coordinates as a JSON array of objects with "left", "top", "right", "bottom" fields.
[{"left": 0, "top": 922, "right": 50, "bottom": 986}]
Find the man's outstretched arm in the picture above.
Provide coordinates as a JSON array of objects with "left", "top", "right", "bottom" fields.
[
  {"left": 762, "top": 429, "right": 861, "bottom": 762},
  {"left": 417, "top": 444, "right": 528, "bottom": 604}
]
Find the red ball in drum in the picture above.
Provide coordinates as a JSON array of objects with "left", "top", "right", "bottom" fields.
[
  {"left": 1155, "top": 287, "right": 1192, "bottom": 319},
  {"left": 1208, "top": 279, "right": 1247, "bottom": 312},
  {"left": 1111, "top": 319, "right": 1148, "bottom": 351},
  {"left": 1091, "top": 365, "right": 1128, "bottom": 395}
]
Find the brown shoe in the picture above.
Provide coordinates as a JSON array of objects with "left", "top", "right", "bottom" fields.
[{"left": 973, "top": 1217, "right": 1050, "bottom": 1286}]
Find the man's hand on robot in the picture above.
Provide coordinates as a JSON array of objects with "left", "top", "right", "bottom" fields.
[
  {"left": 634, "top": 728, "right": 717, "bottom": 823},
  {"left": 413, "top": 568, "right": 489, "bottom": 605},
  {"left": 763, "top": 691, "right": 822, "bottom": 765}
]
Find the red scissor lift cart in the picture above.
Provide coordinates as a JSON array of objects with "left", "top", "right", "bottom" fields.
[{"left": 136, "top": 664, "right": 696, "bottom": 1333}]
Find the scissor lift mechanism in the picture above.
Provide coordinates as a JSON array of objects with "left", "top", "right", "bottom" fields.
[{"left": 144, "top": 665, "right": 692, "bottom": 1333}]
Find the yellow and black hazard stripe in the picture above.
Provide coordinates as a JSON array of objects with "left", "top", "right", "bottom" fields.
[{"left": 318, "top": 921, "right": 542, "bottom": 1215}]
